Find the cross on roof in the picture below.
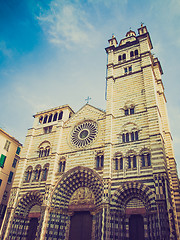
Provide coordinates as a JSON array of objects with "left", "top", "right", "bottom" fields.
[{"left": 85, "top": 96, "right": 91, "bottom": 104}]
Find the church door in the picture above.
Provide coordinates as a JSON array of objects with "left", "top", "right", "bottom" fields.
[
  {"left": 69, "top": 211, "right": 93, "bottom": 240},
  {"left": 27, "top": 217, "right": 39, "bottom": 240},
  {"left": 129, "top": 214, "right": 144, "bottom": 240}
]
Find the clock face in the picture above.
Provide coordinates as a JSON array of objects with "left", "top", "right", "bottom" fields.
[{"left": 71, "top": 121, "right": 98, "bottom": 148}]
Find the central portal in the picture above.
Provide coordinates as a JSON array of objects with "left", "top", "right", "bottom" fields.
[{"left": 69, "top": 211, "right": 92, "bottom": 240}]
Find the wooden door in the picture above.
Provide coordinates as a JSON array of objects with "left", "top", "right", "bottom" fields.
[
  {"left": 69, "top": 211, "right": 92, "bottom": 240},
  {"left": 27, "top": 217, "right": 38, "bottom": 240},
  {"left": 129, "top": 214, "right": 144, "bottom": 240}
]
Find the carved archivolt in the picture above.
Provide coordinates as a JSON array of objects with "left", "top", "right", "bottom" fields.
[
  {"left": 15, "top": 191, "right": 43, "bottom": 216},
  {"left": 111, "top": 181, "right": 156, "bottom": 213},
  {"left": 51, "top": 166, "right": 103, "bottom": 209}
]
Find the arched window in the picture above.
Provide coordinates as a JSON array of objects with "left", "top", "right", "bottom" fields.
[
  {"left": 128, "top": 156, "right": 131, "bottom": 169},
  {"left": 96, "top": 154, "right": 104, "bottom": 168},
  {"left": 34, "top": 165, "right": 41, "bottom": 182},
  {"left": 39, "top": 148, "right": 43, "bottom": 158},
  {"left": 147, "top": 153, "right": 151, "bottom": 166},
  {"left": 43, "top": 115, "right": 48, "bottom": 124},
  {"left": 115, "top": 158, "right": 118, "bottom": 170},
  {"left": 133, "top": 156, "right": 137, "bottom": 168},
  {"left": 114, "top": 154, "right": 123, "bottom": 171},
  {"left": 141, "top": 154, "right": 145, "bottom": 167},
  {"left": 126, "top": 133, "right": 129, "bottom": 142},
  {"left": 39, "top": 116, "right": 43, "bottom": 124},
  {"left": 127, "top": 154, "right": 137, "bottom": 170},
  {"left": 130, "top": 51, "right": 134, "bottom": 57},
  {"left": 140, "top": 150, "right": 151, "bottom": 167},
  {"left": 42, "top": 164, "right": 49, "bottom": 181},
  {"left": 135, "top": 131, "right": 139, "bottom": 140},
  {"left": 59, "top": 160, "right": 66, "bottom": 173},
  {"left": 38, "top": 141, "right": 51, "bottom": 158},
  {"left": 53, "top": 112, "right": 58, "bottom": 121},
  {"left": 123, "top": 53, "right": 126, "bottom": 60},
  {"left": 131, "top": 132, "right": 134, "bottom": 141},
  {"left": 58, "top": 111, "right": 63, "bottom": 120},
  {"left": 44, "top": 147, "right": 50, "bottom": 157},
  {"left": 125, "top": 109, "right": 129, "bottom": 115},
  {"left": 118, "top": 55, "right": 122, "bottom": 61},
  {"left": 120, "top": 158, "right": 123, "bottom": 169},
  {"left": 48, "top": 114, "right": 53, "bottom": 123},
  {"left": 122, "top": 134, "right": 125, "bottom": 143},
  {"left": 24, "top": 167, "right": 33, "bottom": 182},
  {"left": 135, "top": 49, "right": 138, "bottom": 56},
  {"left": 130, "top": 107, "right": 134, "bottom": 114}
]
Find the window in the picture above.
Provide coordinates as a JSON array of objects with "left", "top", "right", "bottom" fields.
[
  {"left": 12, "top": 158, "right": 17, "bottom": 168},
  {"left": 135, "top": 49, "right": 138, "bottom": 56},
  {"left": 123, "top": 53, "right": 126, "bottom": 60},
  {"left": 4, "top": 140, "right": 11, "bottom": 151},
  {"left": 131, "top": 132, "right": 134, "bottom": 141},
  {"left": 59, "top": 161, "right": 66, "bottom": 173},
  {"left": 48, "top": 114, "right": 53, "bottom": 123},
  {"left": 125, "top": 109, "right": 129, "bottom": 115},
  {"left": 124, "top": 106, "right": 135, "bottom": 116},
  {"left": 42, "top": 164, "right": 49, "bottom": 181},
  {"left": 53, "top": 112, "right": 58, "bottom": 121},
  {"left": 0, "top": 179, "right": 2, "bottom": 186},
  {"left": 128, "top": 156, "right": 131, "bottom": 169},
  {"left": 96, "top": 154, "right": 104, "bottom": 168},
  {"left": 44, "top": 126, "right": 53, "bottom": 134},
  {"left": 39, "top": 148, "right": 44, "bottom": 158},
  {"left": 114, "top": 156, "right": 123, "bottom": 170},
  {"left": 43, "top": 115, "right": 48, "bottom": 124},
  {"left": 122, "top": 134, "right": 125, "bottom": 143},
  {"left": 124, "top": 66, "right": 132, "bottom": 75},
  {"left": 8, "top": 171, "right": 14, "bottom": 184},
  {"left": 25, "top": 168, "right": 32, "bottom": 182},
  {"left": 141, "top": 152, "right": 151, "bottom": 167},
  {"left": 135, "top": 131, "right": 139, "bottom": 140},
  {"left": 127, "top": 155, "right": 137, "bottom": 169},
  {"left": 0, "top": 204, "right": 6, "bottom": 219},
  {"left": 39, "top": 116, "right": 43, "bottom": 124},
  {"left": 141, "top": 154, "right": 145, "bottom": 167},
  {"left": 122, "top": 131, "right": 138, "bottom": 143},
  {"left": 133, "top": 156, "right": 137, "bottom": 168},
  {"left": 34, "top": 166, "right": 41, "bottom": 182},
  {"left": 38, "top": 146, "right": 50, "bottom": 158},
  {"left": 126, "top": 133, "right": 129, "bottom": 142},
  {"left": 0, "top": 154, "right": 6, "bottom": 168},
  {"left": 16, "top": 147, "right": 21, "bottom": 155},
  {"left": 58, "top": 111, "right": 63, "bottom": 120},
  {"left": 118, "top": 55, "right": 122, "bottom": 61},
  {"left": 130, "top": 51, "right": 134, "bottom": 57},
  {"left": 130, "top": 107, "right": 134, "bottom": 114}
]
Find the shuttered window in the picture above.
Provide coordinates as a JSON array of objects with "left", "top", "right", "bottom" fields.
[{"left": 0, "top": 154, "right": 6, "bottom": 168}]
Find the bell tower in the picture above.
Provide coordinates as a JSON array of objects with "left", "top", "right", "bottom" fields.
[{"left": 105, "top": 25, "right": 180, "bottom": 238}]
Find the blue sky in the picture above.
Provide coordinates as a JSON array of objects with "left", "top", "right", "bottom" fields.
[{"left": 0, "top": 0, "right": 180, "bottom": 174}]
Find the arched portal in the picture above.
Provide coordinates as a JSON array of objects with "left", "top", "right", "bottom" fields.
[
  {"left": 111, "top": 182, "right": 158, "bottom": 239},
  {"left": 46, "top": 166, "right": 104, "bottom": 239},
  {"left": 8, "top": 191, "right": 43, "bottom": 240}
]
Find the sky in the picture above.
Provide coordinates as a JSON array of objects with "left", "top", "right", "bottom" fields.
[{"left": 0, "top": 0, "right": 180, "bottom": 174}]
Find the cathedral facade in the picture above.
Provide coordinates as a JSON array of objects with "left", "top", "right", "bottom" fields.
[{"left": 1, "top": 25, "right": 180, "bottom": 240}]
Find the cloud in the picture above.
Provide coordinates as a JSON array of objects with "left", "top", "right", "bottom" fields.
[
  {"left": 0, "top": 41, "right": 12, "bottom": 58},
  {"left": 37, "top": 0, "right": 99, "bottom": 49}
]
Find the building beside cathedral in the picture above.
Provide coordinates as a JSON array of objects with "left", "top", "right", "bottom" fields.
[
  {"left": 1, "top": 25, "right": 180, "bottom": 240},
  {"left": 0, "top": 128, "right": 21, "bottom": 227}
]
